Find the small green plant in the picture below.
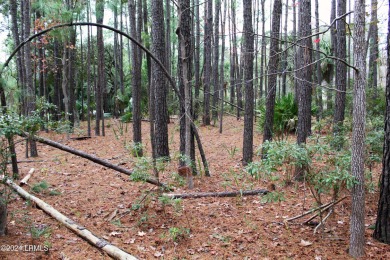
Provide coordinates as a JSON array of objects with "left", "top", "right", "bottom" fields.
[
  {"left": 248, "top": 140, "right": 310, "bottom": 184},
  {"left": 158, "top": 196, "right": 183, "bottom": 214},
  {"left": 48, "top": 190, "right": 61, "bottom": 196},
  {"left": 257, "top": 93, "right": 298, "bottom": 140},
  {"left": 31, "top": 181, "right": 61, "bottom": 196},
  {"left": 30, "top": 224, "right": 51, "bottom": 239},
  {"left": 261, "top": 191, "right": 286, "bottom": 204},
  {"left": 212, "top": 233, "right": 231, "bottom": 243},
  {"left": 120, "top": 112, "right": 132, "bottom": 123},
  {"left": 32, "top": 181, "right": 49, "bottom": 193},
  {"left": 111, "top": 219, "right": 123, "bottom": 227},
  {"left": 167, "top": 226, "right": 190, "bottom": 242},
  {"left": 128, "top": 142, "right": 144, "bottom": 157},
  {"left": 223, "top": 145, "right": 239, "bottom": 159},
  {"left": 130, "top": 157, "right": 152, "bottom": 182},
  {"left": 171, "top": 172, "right": 186, "bottom": 187}
]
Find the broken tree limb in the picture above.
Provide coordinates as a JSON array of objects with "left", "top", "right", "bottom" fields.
[
  {"left": 286, "top": 196, "right": 347, "bottom": 222},
  {"left": 20, "top": 168, "right": 34, "bottom": 186},
  {"left": 302, "top": 196, "right": 347, "bottom": 225},
  {"left": 1, "top": 176, "right": 137, "bottom": 260},
  {"left": 20, "top": 132, "right": 171, "bottom": 191},
  {"left": 163, "top": 189, "right": 268, "bottom": 199},
  {"left": 314, "top": 208, "right": 333, "bottom": 234}
]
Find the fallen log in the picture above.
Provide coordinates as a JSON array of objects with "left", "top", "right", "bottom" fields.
[
  {"left": 163, "top": 189, "right": 268, "bottom": 199},
  {"left": 20, "top": 132, "right": 170, "bottom": 191},
  {"left": 20, "top": 168, "right": 34, "bottom": 186},
  {"left": 1, "top": 176, "right": 137, "bottom": 260}
]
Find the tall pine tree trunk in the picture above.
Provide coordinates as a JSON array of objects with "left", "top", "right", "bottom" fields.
[
  {"left": 23, "top": 0, "right": 38, "bottom": 157},
  {"left": 368, "top": 0, "right": 379, "bottom": 96},
  {"left": 373, "top": 1, "right": 390, "bottom": 244},
  {"left": 96, "top": 0, "right": 105, "bottom": 136},
  {"left": 262, "top": 0, "right": 282, "bottom": 144},
  {"left": 315, "top": 0, "right": 323, "bottom": 119},
  {"left": 151, "top": 0, "right": 170, "bottom": 158},
  {"left": 349, "top": 0, "right": 366, "bottom": 257},
  {"left": 295, "top": 0, "right": 312, "bottom": 180},
  {"left": 334, "top": 0, "right": 347, "bottom": 130},
  {"left": 212, "top": 0, "right": 221, "bottom": 121},
  {"left": 129, "top": 0, "right": 143, "bottom": 156},
  {"left": 242, "top": 0, "right": 255, "bottom": 165},
  {"left": 194, "top": 0, "right": 201, "bottom": 120},
  {"left": 203, "top": 0, "right": 213, "bottom": 125},
  {"left": 259, "top": 0, "right": 266, "bottom": 99}
]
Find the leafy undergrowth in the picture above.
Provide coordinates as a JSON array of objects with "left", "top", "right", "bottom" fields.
[{"left": 1, "top": 117, "right": 389, "bottom": 259}]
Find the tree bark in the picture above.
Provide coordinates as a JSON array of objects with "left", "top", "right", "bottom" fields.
[
  {"left": 262, "top": 0, "right": 282, "bottom": 144},
  {"left": 259, "top": 0, "right": 266, "bottom": 100},
  {"left": 9, "top": 0, "right": 24, "bottom": 94},
  {"left": 203, "top": 0, "right": 213, "bottom": 125},
  {"left": 368, "top": 0, "right": 379, "bottom": 96},
  {"left": 373, "top": 1, "right": 390, "bottom": 243},
  {"left": 194, "top": 0, "right": 201, "bottom": 120},
  {"left": 315, "top": 0, "right": 323, "bottom": 119},
  {"left": 95, "top": 0, "right": 105, "bottom": 136},
  {"left": 212, "top": 0, "right": 221, "bottom": 121},
  {"left": 281, "top": 0, "right": 289, "bottom": 97},
  {"left": 242, "top": 0, "right": 255, "bottom": 165},
  {"left": 349, "top": 0, "right": 366, "bottom": 257},
  {"left": 129, "top": 0, "right": 143, "bottom": 156},
  {"left": 151, "top": 0, "right": 170, "bottom": 158},
  {"left": 334, "top": 0, "right": 347, "bottom": 129},
  {"left": 219, "top": 0, "right": 227, "bottom": 134},
  {"left": 328, "top": 0, "right": 337, "bottom": 112},
  {"left": 295, "top": 0, "right": 313, "bottom": 180},
  {"left": 23, "top": 0, "right": 38, "bottom": 157},
  {"left": 178, "top": 0, "right": 194, "bottom": 188}
]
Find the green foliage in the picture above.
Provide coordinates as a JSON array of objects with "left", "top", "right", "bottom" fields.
[
  {"left": 30, "top": 224, "right": 51, "bottom": 239},
  {"left": 223, "top": 144, "right": 239, "bottom": 159},
  {"left": 129, "top": 157, "right": 152, "bottom": 182},
  {"left": 167, "top": 226, "right": 190, "bottom": 242},
  {"left": 366, "top": 87, "right": 386, "bottom": 117},
  {"left": 31, "top": 181, "right": 49, "bottom": 193},
  {"left": 328, "top": 122, "right": 350, "bottom": 150},
  {"left": 0, "top": 113, "right": 22, "bottom": 137},
  {"left": 261, "top": 191, "right": 286, "bottom": 204},
  {"left": 31, "top": 180, "right": 61, "bottom": 196},
  {"left": 120, "top": 112, "right": 132, "bottom": 123},
  {"left": 127, "top": 142, "right": 144, "bottom": 157},
  {"left": 257, "top": 93, "right": 298, "bottom": 140},
  {"left": 158, "top": 196, "right": 183, "bottom": 214},
  {"left": 171, "top": 172, "right": 186, "bottom": 187},
  {"left": 247, "top": 140, "right": 309, "bottom": 183}
]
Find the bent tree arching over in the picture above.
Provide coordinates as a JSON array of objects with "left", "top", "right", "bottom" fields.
[{"left": 0, "top": 21, "right": 210, "bottom": 177}]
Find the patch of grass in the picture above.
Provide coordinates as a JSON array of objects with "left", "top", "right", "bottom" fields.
[
  {"left": 31, "top": 181, "right": 49, "bottom": 193},
  {"left": 167, "top": 226, "right": 190, "bottom": 242},
  {"left": 261, "top": 191, "right": 286, "bottom": 204}
]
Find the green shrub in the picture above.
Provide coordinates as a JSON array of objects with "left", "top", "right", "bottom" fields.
[{"left": 257, "top": 93, "right": 298, "bottom": 139}]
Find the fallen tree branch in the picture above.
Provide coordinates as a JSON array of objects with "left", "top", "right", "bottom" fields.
[
  {"left": 7, "top": 160, "right": 45, "bottom": 164},
  {"left": 20, "top": 168, "right": 34, "bottom": 186},
  {"left": 163, "top": 189, "right": 268, "bottom": 199},
  {"left": 303, "top": 197, "right": 347, "bottom": 225},
  {"left": 20, "top": 132, "right": 171, "bottom": 191},
  {"left": 286, "top": 196, "right": 347, "bottom": 222},
  {"left": 314, "top": 208, "right": 333, "bottom": 234},
  {"left": 1, "top": 176, "right": 137, "bottom": 260}
]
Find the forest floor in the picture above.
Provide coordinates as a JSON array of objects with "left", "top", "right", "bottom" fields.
[{"left": 1, "top": 116, "right": 389, "bottom": 259}]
